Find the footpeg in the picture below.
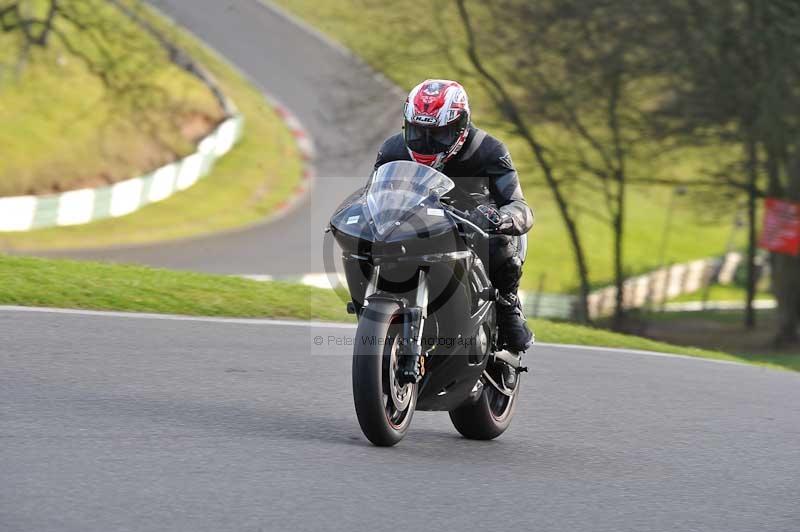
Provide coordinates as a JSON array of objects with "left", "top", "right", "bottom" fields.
[
  {"left": 501, "top": 364, "right": 518, "bottom": 390},
  {"left": 493, "top": 349, "right": 522, "bottom": 369}
]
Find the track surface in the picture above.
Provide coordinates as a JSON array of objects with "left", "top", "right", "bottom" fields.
[
  {"left": 40, "top": 0, "right": 399, "bottom": 275},
  {"left": 2, "top": 308, "right": 799, "bottom": 532}
]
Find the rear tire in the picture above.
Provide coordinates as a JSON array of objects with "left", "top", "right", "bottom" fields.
[
  {"left": 352, "top": 300, "right": 416, "bottom": 446},
  {"left": 449, "top": 368, "right": 519, "bottom": 440}
]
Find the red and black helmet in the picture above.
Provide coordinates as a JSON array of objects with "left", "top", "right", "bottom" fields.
[{"left": 403, "top": 79, "right": 471, "bottom": 169}]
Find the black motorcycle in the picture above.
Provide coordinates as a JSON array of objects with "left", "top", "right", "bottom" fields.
[{"left": 328, "top": 161, "right": 528, "bottom": 446}]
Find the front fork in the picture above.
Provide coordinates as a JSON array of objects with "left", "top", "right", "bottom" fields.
[
  {"left": 364, "top": 267, "right": 429, "bottom": 384},
  {"left": 398, "top": 269, "right": 428, "bottom": 384}
]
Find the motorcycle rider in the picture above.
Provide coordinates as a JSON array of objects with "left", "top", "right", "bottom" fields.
[{"left": 373, "top": 79, "right": 534, "bottom": 353}]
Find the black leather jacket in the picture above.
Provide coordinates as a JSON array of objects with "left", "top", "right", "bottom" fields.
[{"left": 374, "top": 126, "right": 534, "bottom": 235}]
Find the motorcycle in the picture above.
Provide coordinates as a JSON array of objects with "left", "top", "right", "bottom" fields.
[{"left": 328, "top": 160, "right": 528, "bottom": 446}]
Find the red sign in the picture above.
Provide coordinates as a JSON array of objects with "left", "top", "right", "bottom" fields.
[{"left": 759, "top": 198, "right": 800, "bottom": 256}]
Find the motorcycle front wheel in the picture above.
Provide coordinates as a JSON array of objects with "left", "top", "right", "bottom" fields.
[{"left": 352, "top": 300, "right": 417, "bottom": 446}]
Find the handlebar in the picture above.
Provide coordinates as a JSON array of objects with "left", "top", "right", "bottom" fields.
[{"left": 442, "top": 205, "right": 492, "bottom": 238}]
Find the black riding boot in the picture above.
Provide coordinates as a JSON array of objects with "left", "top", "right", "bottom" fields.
[{"left": 496, "top": 292, "right": 533, "bottom": 353}]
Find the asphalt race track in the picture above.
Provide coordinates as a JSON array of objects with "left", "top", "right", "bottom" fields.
[
  {"left": 2, "top": 308, "right": 799, "bottom": 532},
  {"left": 40, "top": 0, "right": 399, "bottom": 276}
]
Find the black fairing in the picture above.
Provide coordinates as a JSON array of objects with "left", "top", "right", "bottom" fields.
[{"left": 330, "top": 162, "right": 496, "bottom": 412}]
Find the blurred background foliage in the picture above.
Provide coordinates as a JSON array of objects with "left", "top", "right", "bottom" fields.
[{"left": 272, "top": 0, "right": 800, "bottom": 343}]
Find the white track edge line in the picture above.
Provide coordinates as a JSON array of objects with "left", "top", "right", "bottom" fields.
[
  {"left": 0, "top": 306, "right": 355, "bottom": 329},
  {"left": 535, "top": 342, "right": 752, "bottom": 367},
  {"left": 0, "top": 305, "right": 770, "bottom": 368}
]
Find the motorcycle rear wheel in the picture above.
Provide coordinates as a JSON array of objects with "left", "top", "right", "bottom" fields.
[
  {"left": 352, "top": 300, "right": 417, "bottom": 446},
  {"left": 449, "top": 365, "right": 519, "bottom": 440}
]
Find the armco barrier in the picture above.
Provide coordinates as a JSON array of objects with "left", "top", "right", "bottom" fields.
[
  {"left": 586, "top": 252, "right": 744, "bottom": 318},
  {"left": 0, "top": 115, "right": 243, "bottom": 232}
]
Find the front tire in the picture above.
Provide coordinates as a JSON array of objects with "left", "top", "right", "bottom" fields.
[
  {"left": 449, "top": 365, "right": 519, "bottom": 440},
  {"left": 352, "top": 300, "right": 417, "bottom": 446}
]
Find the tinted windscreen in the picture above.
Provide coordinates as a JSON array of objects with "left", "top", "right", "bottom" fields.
[{"left": 366, "top": 161, "right": 454, "bottom": 238}]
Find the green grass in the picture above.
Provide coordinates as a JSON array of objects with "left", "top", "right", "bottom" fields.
[
  {"left": 0, "top": 2, "right": 302, "bottom": 250},
  {"left": 530, "top": 318, "right": 798, "bottom": 371},
  {"left": 269, "top": 0, "right": 746, "bottom": 293},
  {"left": 0, "top": 255, "right": 347, "bottom": 321},
  {"left": 2, "top": 254, "right": 793, "bottom": 371},
  {"left": 670, "top": 283, "right": 774, "bottom": 303},
  {"left": 644, "top": 308, "right": 770, "bottom": 324},
  {"left": 637, "top": 309, "right": 799, "bottom": 371}
]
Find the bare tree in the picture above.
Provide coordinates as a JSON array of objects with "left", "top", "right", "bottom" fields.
[
  {"left": 454, "top": 0, "right": 593, "bottom": 322},
  {"left": 654, "top": 0, "right": 800, "bottom": 342},
  {"left": 454, "top": 0, "right": 674, "bottom": 328}
]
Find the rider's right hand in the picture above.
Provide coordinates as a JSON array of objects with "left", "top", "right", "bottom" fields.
[{"left": 467, "top": 205, "right": 509, "bottom": 232}]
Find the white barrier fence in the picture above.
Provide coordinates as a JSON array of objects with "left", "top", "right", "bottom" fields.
[
  {"left": 240, "top": 252, "right": 746, "bottom": 320},
  {"left": 0, "top": 115, "right": 243, "bottom": 232},
  {"left": 586, "top": 252, "right": 744, "bottom": 318}
]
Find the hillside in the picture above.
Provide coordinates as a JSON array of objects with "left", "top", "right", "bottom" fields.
[{"left": 0, "top": 1, "right": 222, "bottom": 197}]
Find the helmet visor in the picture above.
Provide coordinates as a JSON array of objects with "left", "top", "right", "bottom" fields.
[{"left": 404, "top": 115, "right": 467, "bottom": 155}]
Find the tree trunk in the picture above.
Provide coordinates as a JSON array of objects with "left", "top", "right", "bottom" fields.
[
  {"left": 611, "top": 189, "right": 626, "bottom": 331},
  {"left": 771, "top": 147, "right": 800, "bottom": 346},
  {"left": 522, "top": 132, "right": 592, "bottom": 323},
  {"left": 562, "top": 196, "right": 592, "bottom": 323},
  {"left": 771, "top": 253, "right": 800, "bottom": 346},
  {"left": 608, "top": 66, "right": 627, "bottom": 332},
  {"left": 744, "top": 135, "right": 759, "bottom": 329}
]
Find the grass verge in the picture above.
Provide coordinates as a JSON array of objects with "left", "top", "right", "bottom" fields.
[
  {"left": 0, "top": 255, "right": 346, "bottom": 321},
  {"left": 670, "top": 283, "right": 774, "bottom": 303},
  {"left": 531, "top": 318, "right": 798, "bottom": 372},
  {"left": 639, "top": 308, "right": 799, "bottom": 372},
  {"left": 2, "top": 255, "right": 793, "bottom": 372},
  {"left": 0, "top": 3, "right": 302, "bottom": 251}
]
